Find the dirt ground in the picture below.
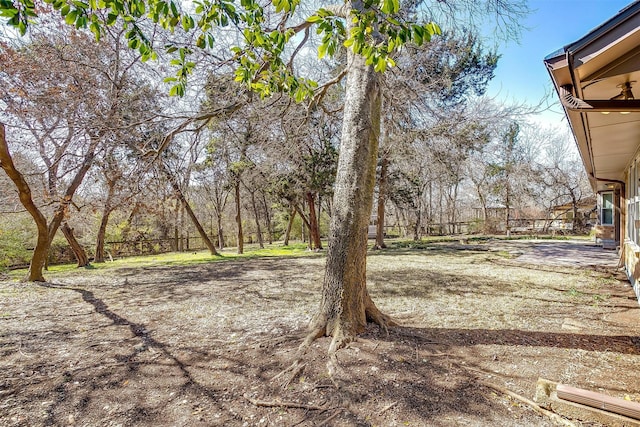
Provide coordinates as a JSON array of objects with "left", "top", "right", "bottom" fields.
[{"left": 1, "top": 239, "right": 640, "bottom": 426}]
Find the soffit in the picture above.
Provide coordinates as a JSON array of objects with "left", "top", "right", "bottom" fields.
[{"left": 547, "top": 4, "right": 640, "bottom": 192}]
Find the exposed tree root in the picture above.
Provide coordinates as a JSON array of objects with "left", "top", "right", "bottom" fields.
[
  {"left": 243, "top": 394, "right": 327, "bottom": 411},
  {"left": 273, "top": 300, "right": 397, "bottom": 388},
  {"left": 271, "top": 360, "right": 306, "bottom": 388},
  {"left": 317, "top": 409, "right": 342, "bottom": 426},
  {"left": 477, "top": 380, "right": 577, "bottom": 427},
  {"left": 378, "top": 401, "right": 397, "bottom": 415},
  {"left": 364, "top": 295, "right": 397, "bottom": 335},
  {"left": 271, "top": 326, "right": 325, "bottom": 388}
]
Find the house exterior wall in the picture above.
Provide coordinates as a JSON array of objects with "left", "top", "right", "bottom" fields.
[{"left": 595, "top": 224, "right": 616, "bottom": 241}]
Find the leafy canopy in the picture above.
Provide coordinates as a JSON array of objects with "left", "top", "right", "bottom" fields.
[{"left": 1, "top": 0, "right": 440, "bottom": 98}]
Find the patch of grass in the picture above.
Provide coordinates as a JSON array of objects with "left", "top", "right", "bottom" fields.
[
  {"left": 591, "top": 293, "right": 610, "bottom": 304},
  {"left": 6, "top": 242, "right": 321, "bottom": 280},
  {"left": 495, "top": 250, "right": 513, "bottom": 259},
  {"left": 566, "top": 287, "right": 583, "bottom": 298},
  {"left": 386, "top": 234, "right": 590, "bottom": 252}
]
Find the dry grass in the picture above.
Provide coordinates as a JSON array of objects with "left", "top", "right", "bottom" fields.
[{"left": 1, "top": 241, "right": 639, "bottom": 426}]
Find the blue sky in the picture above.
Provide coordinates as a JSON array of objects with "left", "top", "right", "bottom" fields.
[{"left": 486, "top": 0, "right": 634, "bottom": 126}]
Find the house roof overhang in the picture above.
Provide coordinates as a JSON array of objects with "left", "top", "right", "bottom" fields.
[{"left": 544, "top": 1, "right": 640, "bottom": 193}]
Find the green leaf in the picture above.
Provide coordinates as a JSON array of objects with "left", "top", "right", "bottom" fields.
[
  {"left": 106, "top": 13, "right": 117, "bottom": 25},
  {"left": 387, "top": 37, "right": 395, "bottom": 52},
  {"left": 0, "top": 8, "right": 18, "bottom": 18},
  {"left": 64, "top": 10, "right": 77, "bottom": 25},
  {"left": 306, "top": 14, "right": 322, "bottom": 23},
  {"left": 89, "top": 21, "right": 101, "bottom": 39},
  {"left": 318, "top": 42, "right": 327, "bottom": 59},
  {"left": 196, "top": 34, "right": 205, "bottom": 48},
  {"left": 380, "top": 0, "right": 393, "bottom": 15},
  {"left": 294, "top": 87, "right": 306, "bottom": 103}
]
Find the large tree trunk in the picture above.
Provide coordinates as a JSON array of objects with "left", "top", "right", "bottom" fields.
[
  {"left": 0, "top": 124, "right": 50, "bottom": 281},
  {"left": 61, "top": 222, "right": 90, "bottom": 267},
  {"left": 235, "top": 180, "right": 244, "bottom": 254},
  {"left": 310, "top": 37, "right": 392, "bottom": 352},
  {"left": 306, "top": 192, "right": 323, "bottom": 250}
]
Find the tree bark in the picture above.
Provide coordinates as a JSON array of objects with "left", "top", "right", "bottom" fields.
[
  {"left": 310, "top": 31, "right": 393, "bottom": 351},
  {"left": 0, "top": 124, "right": 50, "bottom": 281},
  {"left": 61, "top": 222, "right": 90, "bottom": 267}
]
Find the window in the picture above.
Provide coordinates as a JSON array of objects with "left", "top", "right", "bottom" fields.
[{"left": 601, "top": 192, "right": 614, "bottom": 226}]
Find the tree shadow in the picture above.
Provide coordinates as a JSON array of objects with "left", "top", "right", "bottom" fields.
[{"left": 35, "top": 282, "right": 225, "bottom": 425}]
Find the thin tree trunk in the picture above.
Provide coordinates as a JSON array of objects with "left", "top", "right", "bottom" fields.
[
  {"left": 505, "top": 184, "right": 511, "bottom": 237},
  {"left": 261, "top": 193, "right": 273, "bottom": 245},
  {"left": 374, "top": 156, "right": 388, "bottom": 249},
  {"left": 95, "top": 181, "right": 117, "bottom": 263},
  {"left": 216, "top": 213, "right": 225, "bottom": 248},
  {"left": 310, "top": 36, "right": 393, "bottom": 353},
  {"left": 94, "top": 208, "right": 113, "bottom": 263},
  {"left": 235, "top": 180, "right": 243, "bottom": 254},
  {"left": 121, "top": 202, "right": 140, "bottom": 242},
  {"left": 61, "top": 222, "right": 90, "bottom": 267},
  {"left": 163, "top": 164, "right": 219, "bottom": 256},
  {"left": 413, "top": 208, "right": 422, "bottom": 241},
  {"left": 283, "top": 206, "right": 296, "bottom": 246},
  {"left": 47, "top": 136, "right": 100, "bottom": 244},
  {"left": 250, "top": 191, "right": 264, "bottom": 249},
  {"left": 306, "top": 192, "right": 322, "bottom": 250},
  {"left": 0, "top": 124, "right": 50, "bottom": 281},
  {"left": 294, "top": 204, "right": 313, "bottom": 249}
]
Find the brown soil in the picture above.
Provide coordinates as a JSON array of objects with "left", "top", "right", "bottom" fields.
[{"left": 1, "top": 241, "right": 640, "bottom": 426}]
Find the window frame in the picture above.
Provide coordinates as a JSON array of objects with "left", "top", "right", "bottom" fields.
[{"left": 601, "top": 191, "right": 614, "bottom": 226}]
